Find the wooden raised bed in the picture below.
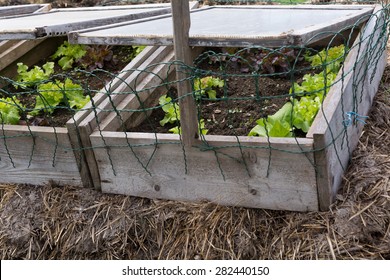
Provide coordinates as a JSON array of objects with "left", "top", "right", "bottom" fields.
[
  {"left": 66, "top": 45, "right": 176, "bottom": 189},
  {"left": 0, "top": 43, "right": 173, "bottom": 187},
  {"left": 83, "top": 5, "right": 387, "bottom": 211},
  {"left": 0, "top": 1, "right": 199, "bottom": 189}
]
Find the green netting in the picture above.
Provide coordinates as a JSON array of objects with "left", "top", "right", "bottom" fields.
[{"left": 0, "top": 2, "right": 388, "bottom": 204}]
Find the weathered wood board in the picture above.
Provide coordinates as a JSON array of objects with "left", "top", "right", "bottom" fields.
[
  {"left": 90, "top": 133, "right": 317, "bottom": 212},
  {"left": 67, "top": 45, "right": 176, "bottom": 189},
  {"left": 308, "top": 5, "right": 387, "bottom": 210},
  {"left": 0, "top": 4, "right": 50, "bottom": 17},
  {"left": 0, "top": 126, "right": 82, "bottom": 186},
  {"left": 0, "top": 39, "right": 50, "bottom": 72}
]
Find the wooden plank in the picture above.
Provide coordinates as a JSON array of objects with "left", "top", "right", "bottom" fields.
[
  {"left": 76, "top": 46, "right": 170, "bottom": 131},
  {"left": 0, "top": 40, "right": 16, "bottom": 53},
  {"left": 34, "top": 4, "right": 51, "bottom": 14},
  {"left": 0, "top": 36, "right": 65, "bottom": 86},
  {"left": 308, "top": 6, "right": 386, "bottom": 210},
  {"left": 0, "top": 4, "right": 50, "bottom": 17},
  {"left": 66, "top": 46, "right": 173, "bottom": 189},
  {"left": 90, "top": 132, "right": 317, "bottom": 212},
  {"left": 98, "top": 49, "right": 175, "bottom": 132},
  {"left": 0, "top": 40, "right": 44, "bottom": 72},
  {"left": 171, "top": 0, "right": 198, "bottom": 147},
  {"left": 0, "top": 126, "right": 82, "bottom": 186},
  {"left": 65, "top": 46, "right": 160, "bottom": 189}
]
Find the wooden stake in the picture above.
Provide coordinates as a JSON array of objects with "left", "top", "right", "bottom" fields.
[{"left": 171, "top": 0, "right": 198, "bottom": 147}]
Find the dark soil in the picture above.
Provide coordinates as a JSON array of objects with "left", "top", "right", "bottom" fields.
[
  {"left": 2, "top": 45, "right": 137, "bottom": 127},
  {"left": 130, "top": 48, "right": 311, "bottom": 136}
]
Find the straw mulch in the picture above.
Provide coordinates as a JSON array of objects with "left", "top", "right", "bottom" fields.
[{"left": 0, "top": 66, "right": 389, "bottom": 259}]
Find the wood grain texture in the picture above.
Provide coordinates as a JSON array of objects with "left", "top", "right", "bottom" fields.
[
  {"left": 0, "top": 40, "right": 44, "bottom": 72},
  {"left": 171, "top": 0, "right": 198, "bottom": 147},
  {"left": 67, "top": 46, "right": 174, "bottom": 189},
  {"left": 0, "top": 126, "right": 82, "bottom": 186},
  {"left": 0, "top": 36, "right": 65, "bottom": 85},
  {"left": 308, "top": 6, "right": 386, "bottom": 210},
  {"left": 98, "top": 49, "right": 175, "bottom": 132},
  {"left": 90, "top": 132, "right": 317, "bottom": 211},
  {"left": 0, "top": 4, "right": 50, "bottom": 17},
  {"left": 66, "top": 46, "right": 162, "bottom": 189}
]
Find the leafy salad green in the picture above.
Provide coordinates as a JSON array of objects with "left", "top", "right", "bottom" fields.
[
  {"left": 249, "top": 44, "right": 346, "bottom": 137},
  {"left": 1, "top": 41, "right": 145, "bottom": 125},
  {"left": 159, "top": 94, "right": 208, "bottom": 135}
]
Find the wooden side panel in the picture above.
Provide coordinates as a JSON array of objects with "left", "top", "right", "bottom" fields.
[
  {"left": 0, "top": 41, "right": 15, "bottom": 53},
  {"left": 66, "top": 46, "right": 161, "bottom": 188},
  {"left": 308, "top": 6, "right": 387, "bottom": 210},
  {"left": 90, "top": 132, "right": 318, "bottom": 212},
  {"left": 0, "top": 4, "right": 50, "bottom": 17},
  {"left": 0, "top": 40, "right": 44, "bottom": 72},
  {"left": 0, "top": 36, "right": 65, "bottom": 85},
  {"left": 98, "top": 49, "right": 175, "bottom": 132},
  {"left": 66, "top": 46, "right": 174, "bottom": 189},
  {"left": 0, "top": 126, "right": 82, "bottom": 186}
]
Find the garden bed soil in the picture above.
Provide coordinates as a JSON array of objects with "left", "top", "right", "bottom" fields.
[
  {"left": 2, "top": 44, "right": 138, "bottom": 127},
  {"left": 129, "top": 48, "right": 313, "bottom": 136}
]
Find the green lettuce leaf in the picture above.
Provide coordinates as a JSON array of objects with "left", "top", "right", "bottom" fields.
[
  {"left": 0, "top": 97, "right": 23, "bottom": 125},
  {"left": 33, "top": 81, "right": 64, "bottom": 115},
  {"left": 249, "top": 102, "right": 293, "bottom": 137}
]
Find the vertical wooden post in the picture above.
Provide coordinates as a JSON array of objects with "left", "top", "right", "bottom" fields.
[{"left": 171, "top": 0, "right": 198, "bottom": 147}]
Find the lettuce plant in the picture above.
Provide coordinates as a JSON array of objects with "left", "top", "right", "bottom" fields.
[
  {"left": 193, "top": 76, "right": 224, "bottom": 99},
  {"left": 159, "top": 94, "right": 207, "bottom": 135},
  {"left": 291, "top": 96, "right": 322, "bottom": 133},
  {"left": 79, "top": 45, "right": 114, "bottom": 71},
  {"left": 16, "top": 62, "right": 54, "bottom": 88},
  {"left": 51, "top": 41, "right": 87, "bottom": 70},
  {"left": 248, "top": 102, "right": 293, "bottom": 137},
  {"left": 305, "top": 44, "right": 346, "bottom": 74},
  {"left": 33, "top": 78, "right": 89, "bottom": 115},
  {"left": 0, "top": 97, "right": 23, "bottom": 125},
  {"left": 290, "top": 72, "right": 337, "bottom": 99},
  {"left": 159, "top": 94, "right": 180, "bottom": 126}
]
